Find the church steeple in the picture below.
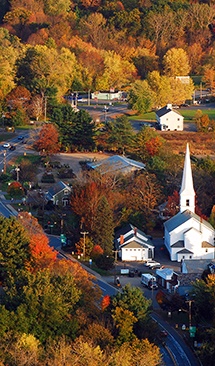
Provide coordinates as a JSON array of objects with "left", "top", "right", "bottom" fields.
[{"left": 180, "top": 143, "right": 195, "bottom": 213}]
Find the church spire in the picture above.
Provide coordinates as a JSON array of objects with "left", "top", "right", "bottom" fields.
[{"left": 180, "top": 143, "right": 195, "bottom": 213}]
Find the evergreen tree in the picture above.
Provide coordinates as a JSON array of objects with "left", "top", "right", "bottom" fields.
[
  {"left": 0, "top": 217, "right": 30, "bottom": 288},
  {"left": 93, "top": 196, "right": 114, "bottom": 255}
]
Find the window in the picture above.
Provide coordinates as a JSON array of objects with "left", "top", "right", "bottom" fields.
[
  {"left": 205, "top": 249, "right": 208, "bottom": 253},
  {"left": 186, "top": 199, "right": 190, "bottom": 206},
  {"left": 177, "top": 118, "right": 180, "bottom": 121},
  {"left": 134, "top": 249, "right": 136, "bottom": 251},
  {"left": 189, "top": 255, "right": 192, "bottom": 259}
]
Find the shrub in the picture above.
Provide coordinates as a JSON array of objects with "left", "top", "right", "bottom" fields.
[
  {"left": 41, "top": 173, "right": 55, "bottom": 183},
  {"left": 94, "top": 254, "right": 114, "bottom": 270}
]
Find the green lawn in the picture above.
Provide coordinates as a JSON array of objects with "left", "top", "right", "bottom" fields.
[{"left": 129, "top": 108, "right": 215, "bottom": 122}]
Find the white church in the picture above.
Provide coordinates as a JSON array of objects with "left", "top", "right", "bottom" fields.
[{"left": 164, "top": 144, "right": 215, "bottom": 262}]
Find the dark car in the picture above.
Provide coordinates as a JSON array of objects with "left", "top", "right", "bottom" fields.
[
  {"left": 9, "top": 145, "right": 16, "bottom": 151},
  {"left": 18, "top": 136, "right": 24, "bottom": 140}
]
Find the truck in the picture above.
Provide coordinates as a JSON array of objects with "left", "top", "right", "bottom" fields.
[{"left": 141, "top": 273, "right": 158, "bottom": 290}]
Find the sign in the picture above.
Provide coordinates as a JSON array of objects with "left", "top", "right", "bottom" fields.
[
  {"left": 60, "top": 234, "right": 67, "bottom": 244},
  {"left": 189, "top": 326, "right": 196, "bottom": 338}
]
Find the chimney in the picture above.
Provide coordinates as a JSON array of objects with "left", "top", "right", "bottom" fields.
[
  {"left": 134, "top": 227, "right": 137, "bottom": 236},
  {"left": 167, "top": 103, "right": 172, "bottom": 110},
  {"left": 120, "top": 235, "right": 124, "bottom": 244}
]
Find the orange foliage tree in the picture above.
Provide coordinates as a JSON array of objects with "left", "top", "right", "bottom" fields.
[
  {"left": 17, "top": 212, "right": 57, "bottom": 272},
  {"left": 7, "top": 181, "right": 24, "bottom": 197},
  {"left": 34, "top": 123, "right": 60, "bottom": 156}
]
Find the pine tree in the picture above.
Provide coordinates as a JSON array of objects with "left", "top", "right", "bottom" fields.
[{"left": 93, "top": 196, "right": 114, "bottom": 255}]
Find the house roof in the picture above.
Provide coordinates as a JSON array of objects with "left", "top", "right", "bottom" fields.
[
  {"left": 87, "top": 155, "right": 145, "bottom": 175},
  {"left": 177, "top": 248, "right": 193, "bottom": 254},
  {"left": 181, "top": 259, "right": 215, "bottom": 274},
  {"left": 120, "top": 240, "right": 149, "bottom": 249},
  {"left": 164, "top": 209, "right": 214, "bottom": 233},
  {"left": 115, "top": 223, "right": 154, "bottom": 250},
  {"left": 45, "top": 181, "right": 71, "bottom": 201},
  {"left": 156, "top": 268, "right": 178, "bottom": 280},
  {"left": 156, "top": 105, "right": 183, "bottom": 118}
]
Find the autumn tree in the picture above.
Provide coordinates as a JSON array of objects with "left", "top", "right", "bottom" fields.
[
  {"left": 134, "top": 126, "right": 165, "bottom": 162},
  {"left": 163, "top": 47, "right": 190, "bottom": 77},
  {"left": 17, "top": 212, "right": 58, "bottom": 272},
  {"left": 7, "top": 181, "right": 24, "bottom": 198},
  {"left": 128, "top": 80, "right": 155, "bottom": 114},
  {"left": 34, "top": 123, "right": 60, "bottom": 156},
  {"left": 110, "top": 284, "right": 152, "bottom": 339}
]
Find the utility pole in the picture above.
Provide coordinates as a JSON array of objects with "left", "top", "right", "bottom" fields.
[
  {"left": 186, "top": 300, "right": 194, "bottom": 328},
  {"left": 80, "top": 230, "right": 89, "bottom": 260},
  {"left": 3, "top": 150, "right": 6, "bottom": 173}
]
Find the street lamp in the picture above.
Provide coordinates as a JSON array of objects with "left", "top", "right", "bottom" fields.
[
  {"left": 3, "top": 150, "right": 6, "bottom": 173},
  {"left": 15, "top": 166, "right": 20, "bottom": 181}
]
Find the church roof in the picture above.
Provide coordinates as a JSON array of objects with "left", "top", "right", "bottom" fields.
[
  {"left": 202, "top": 241, "right": 214, "bottom": 248},
  {"left": 180, "top": 143, "right": 195, "bottom": 197},
  {"left": 177, "top": 248, "right": 194, "bottom": 254},
  {"left": 164, "top": 209, "right": 214, "bottom": 233},
  {"left": 171, "top": 240, "right": 184, "bottom": 248}
]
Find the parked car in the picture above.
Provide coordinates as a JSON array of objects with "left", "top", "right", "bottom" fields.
[
  {"left": 9, "top": 145, "right": 16, "bottom": 151},
  {"left": 144, "top": 260, "right": 161, "bottom": 269},
  {"left": 18, "top": 136, "right": 24, "bottom": 140},
  {"left": 2, "top": 143, "right": 10, "bottom": 148}
]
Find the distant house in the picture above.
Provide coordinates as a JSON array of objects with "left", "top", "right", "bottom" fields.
[
  {"left": 156, "top": 104, "right": 184, "bottom": 131},
  {"left": 114, "top": 223, "right": 154, "bottom": 261},
  {"left": 91, "top": 91, "right": 124, "bottom": 100},
  {"left": 86, "top": 155, "right": 145, "bottom": 175},
  {"left": 45, "top": 181, "right": 71, "bottom": 206}
]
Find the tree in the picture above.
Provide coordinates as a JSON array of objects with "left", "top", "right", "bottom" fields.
[
  {"left": 34, "top": 123, "right": 60, "bottom": 156},
  {"left": 163, "top": 48, "right": 190, "bottom": 77},
  {"left": 112, "top": 306, "right": 137, "bottom": 345},
  {"left": 0, "top": 217, "right": 30, "bottom": 286},
  {"left": 106, "top": 115, "right": 134, "bottom": 154},
  {"left": 13, "top": 269, "right": 81, "bottom": 342},
  {"left": 128, "top": 80, "right": 155, "bottom": 114},
  {"left": 134, "top": 126, "right": 165, "bottom": 162},
  {"left": 92, "top": 196, "right": 114, "bottom": 255},
  {"left": 110, "top": 284, "right": 152, "bottom": 339},
  {"left": 7, "top": 181, "right": 24, "bottom": 198}
]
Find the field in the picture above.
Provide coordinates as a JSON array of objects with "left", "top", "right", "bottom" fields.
[
  {"left": 129, "top": 108, "right": 215, "bottom": 122},
  {"left": 158, "top": 131, "right": 215, "bottom": 156}
]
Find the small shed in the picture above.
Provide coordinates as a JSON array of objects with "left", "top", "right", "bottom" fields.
[{"left": 156, "top": 268, "right": 179, "bottom": 292}]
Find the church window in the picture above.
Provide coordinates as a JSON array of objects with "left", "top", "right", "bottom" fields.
[{"left": 186, "top": 199, "right": 190, "bottom": 206}]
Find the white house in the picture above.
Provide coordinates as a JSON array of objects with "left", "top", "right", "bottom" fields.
[
  {"left": 114, "top": 223, "right": 154, "bottom": 261},
  {"left": 156, "top": 104, "right": 184, "bottom": 131},
  {"left": 164, "top": 144, "right": 215, "bottom": 262}
]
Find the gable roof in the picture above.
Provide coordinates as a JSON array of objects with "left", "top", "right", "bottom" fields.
[
  {"left": 156, "top": 105, "right": 183, "bottom": 118},
  {"left": 164, "top": 209, "right": 214, "bottom": 233},
  {"left": 46, "top": 181, "right": 71, "bottom": 201},
  {"left": 87, "top": 155, "right": 145, "bottom": 175},
  {"left": 115, "top": 223, "right": 154, "bottom": 250}
]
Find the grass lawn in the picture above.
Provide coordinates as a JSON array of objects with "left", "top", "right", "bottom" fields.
[
  {"left": 129, "top": 108, "right": 215, "bottom": 123},
  {"left": 15, "top": 154, "right": 41, "bottom": 165}
]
